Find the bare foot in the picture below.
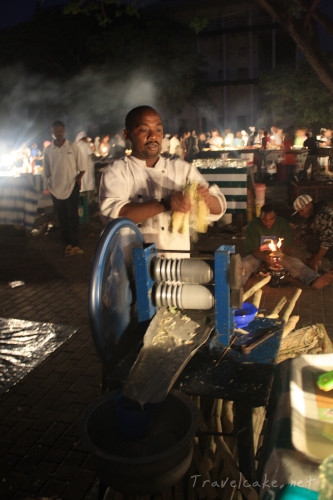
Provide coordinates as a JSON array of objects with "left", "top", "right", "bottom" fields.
[{"left": 311, "top": 272, "right": 333, "bottom": 290}]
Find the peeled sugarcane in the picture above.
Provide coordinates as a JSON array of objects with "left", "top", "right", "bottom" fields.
[
  {"left": 267, "top": 296, "right": 287, "bottom": 318},
  {"left": 242, "top": 275, "right": 271, "bottom": 302},
  {"left": 282, "top": 315, "right": 300, "bottom": 339},
  {"left": 282, "top": 288, "right": 302, "bottom": 322},
  {"left": 212, "top": 399, "right": 258, "bottom": 500},
  {"left": 195, "top": 191, "right": 210, "bottom": 234},
  {"left": 252, "top": 289, "right": 262, "bottom": 310},
  {"left": 170, "top": 182, "right": 209, "bottom": 235}
]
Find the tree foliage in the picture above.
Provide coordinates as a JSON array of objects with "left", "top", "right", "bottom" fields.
[
  {"left": 254, "top": 0, "right": 333, "bottom": 95},
  {"left": 260, "top": 59, "right": 333, "bottom": 129}
]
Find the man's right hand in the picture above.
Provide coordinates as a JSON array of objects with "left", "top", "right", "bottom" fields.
[{"left": 170, "top": 191, "right": 191, "bottom": 213}]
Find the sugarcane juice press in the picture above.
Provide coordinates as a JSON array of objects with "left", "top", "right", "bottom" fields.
[{"left": 82, "top": 218, "right": 284, "bottom": 496}]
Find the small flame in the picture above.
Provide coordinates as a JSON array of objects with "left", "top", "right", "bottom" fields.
[{"left": 268, "top": 238, "right": 283, "bottom": 252}]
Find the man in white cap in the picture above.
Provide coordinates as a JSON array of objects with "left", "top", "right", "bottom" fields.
[{"left": 293, "top": 194, "right": 333, "bottom": 272}]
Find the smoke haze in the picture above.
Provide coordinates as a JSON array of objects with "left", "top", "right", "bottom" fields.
[{"left": 0, "top": 63, "right": 157, "bottom": 150}]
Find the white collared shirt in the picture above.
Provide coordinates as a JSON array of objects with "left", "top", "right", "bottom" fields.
[
  {"left": 43, "top": 139, "right": 84, "bottom": 199},
  {"left": 99, "top": 155, "right": 226, "bottom": 254}
]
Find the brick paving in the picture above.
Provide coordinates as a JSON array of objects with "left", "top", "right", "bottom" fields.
[{"left": 0, "top": 183, "right": 332, "bottom": 500}]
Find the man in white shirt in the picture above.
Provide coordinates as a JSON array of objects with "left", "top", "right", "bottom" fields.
[
  {"left": 168, "top": 132, "right": 181, "bottom": 159},
  {"left": 43, "top": 121, "right": 85, "bottom": 256},
  {"left": 208, "top": 128, "right": 224, "bottom": 150},
  {"left": 99, "top": 106, "right": 227, "bottom": 256},
  {"left": 75, "top": 131, "right": 96, "bottom": 204}
]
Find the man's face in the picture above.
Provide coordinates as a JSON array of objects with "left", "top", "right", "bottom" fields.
[
  {"left": 261, "top": 211, "right": 276, "bottom": 229},
  {"left": 52, "top": 124, "right": 66, "bottom": 141},
  {"left": 123, "top": 110, "right": 163, "bottom": 163},
  {"left": 298, "top": 203, "right": 312, "bottom": 219}
]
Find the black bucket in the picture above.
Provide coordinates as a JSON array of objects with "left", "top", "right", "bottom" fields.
[{"left": 81, "top": 389, "right": 200, "bottom": 494}]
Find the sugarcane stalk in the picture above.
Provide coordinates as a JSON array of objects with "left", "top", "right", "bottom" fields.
[
  {"left": 282, "top": 288, "right": 302, "bottom": 322},
  {"left": 214, "top": 435, "right": 258, "bottom": 500},
  {"left": 282, "top": 315, "right": 300, "bottom": 339},
  {"left": 193, "top": 405, "right": 220, "bottom": 500},
  {"left": 242, "top": 275, "right": 271, "bottom": 302},
  {"left": 221, "top": 399, "right": 236, "bottom": 457},
  {"left": 267, "top": 296, "right": 287, "bottom": 318},
  {"left": 252, "top": 290, "right": 262, "bottom": 310},
  {"left": 212, "top": 399, "right": 258, "bottom": 500}
]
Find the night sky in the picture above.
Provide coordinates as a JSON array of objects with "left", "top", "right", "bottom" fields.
[
  {"left": 2, "top": 0, "right": 333, "bottom": 34},
  {"left": 0, "top": 0, "right": 65, "bottom": 30}
]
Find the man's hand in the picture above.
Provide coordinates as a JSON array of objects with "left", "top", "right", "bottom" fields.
[
  {"left": 170, "top": 191, "right": 192, "bottom": 213},
  {"left": 252, "top": 249, "right": 275, "bottom": 267},
  {"left": 197, "top": 184, "right": 222, "bottom": 215}
]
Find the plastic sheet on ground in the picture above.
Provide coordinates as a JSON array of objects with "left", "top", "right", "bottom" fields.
[{"left": 0, "top": 317, "right": 76, "bottom": 394}]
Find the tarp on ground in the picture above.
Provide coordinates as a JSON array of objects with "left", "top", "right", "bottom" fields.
[{"left": 0, "top": 317, "right": 76, "bottom": 394}]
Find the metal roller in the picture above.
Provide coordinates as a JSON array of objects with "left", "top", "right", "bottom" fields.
[
  {"left": 154, "top": 282, "right": 214, "bottom": 310},
  {"left": 152, "top": 257, "right": 213, "bottom": 284}
]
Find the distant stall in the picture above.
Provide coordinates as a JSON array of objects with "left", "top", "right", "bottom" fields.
[
  {"left": 0, "top": 174, "right": 38, "bottom": 229},
  {"left": 192, "top": 150, "right": 256, "bottom": 221}
]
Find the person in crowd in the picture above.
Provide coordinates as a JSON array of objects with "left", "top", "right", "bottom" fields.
[
  {"left": 270, "top": 127, "right": 284, "bottom": 147},
  {"left": 293, "top": 194, "right": 333, "bottom": 272},
  {"left": 198, "top": 132, "right": 209, "bottom": 151},
  {"left": 186, "top": 130, "right": 199, "bottom": 162},
  {"left": 179, "top": 130, "right": 190, "bottom": 160},
  {"left": 247, "top": 126, "right": 256, "bottom": 147},
  {"left": 208, "top": 128, "right": 224, "bottom": 150},
  {"left": 294, "top": 128, "right": 307, "bottom": 147},
  {"left": 43, "top": 121, "right": 85, "bottom": 256},
  {"left": 224, "top": 128, "right": 234, "bottom": 147},
  {"left": 75, "top": 131, "right": 96, "bottom": 205},
  {"left": 30, "top": 143, "right": 42, "bottom": 160},
  {"left": 241, "top": 130, "right": 249, "bottom": 146},
  {"left": 29, "top": 142, "right": 43, "bottom": 172},
  {"left": 254, "top": 128, "right": 265, "bottom": 146},
  {"left": 94, "top": 136, "right": 101, "bottom": 155},
  {"left": 161, "top": 133, "right": 171, "bottom": 157},
  {"left": 99, "top": 134, "right": 111, "bottom": 158},
  {"left": 319, "top": 128, "right": 333, "bottom": 147},
  {"left": 99, "top": 105, "right": 227, "bottom": 256},
  {"left": 241, "top": 204, "right": 333, "bottom": 289},
  {"left": 303, "top": 131, "right": 319, "bottom": 180},
  {"left": 261, "top": 130, "right": 270, "bottom": 150},
  {"left": 233, "top": 131, "right": 244, "bottom": 148},
  {"left": 169, "top": 132, "right": 181, "bottom": 159}
]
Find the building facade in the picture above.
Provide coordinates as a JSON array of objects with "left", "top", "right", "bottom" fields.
[{"left": 157, "top": 0, "right": 298, "bottom": 136}]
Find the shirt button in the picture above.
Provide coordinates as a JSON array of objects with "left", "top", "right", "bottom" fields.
[{"left": 161, "top": 227, "right": 165, "bottom": 231}]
